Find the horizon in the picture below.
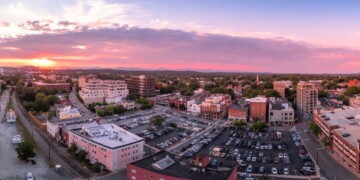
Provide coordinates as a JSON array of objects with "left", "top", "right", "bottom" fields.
[{"left": 1, "top": 0, "right": 360, "bottom": 73}]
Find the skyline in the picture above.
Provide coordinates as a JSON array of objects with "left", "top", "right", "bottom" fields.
[{"left": 1, "top": 0, "right": 360, "bottom": 73}]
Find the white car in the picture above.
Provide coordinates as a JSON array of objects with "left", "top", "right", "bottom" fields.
[
  {"left": 271, "top": 167, "right": 278, "bottom": 174},
  {"left": 304, "top": 129, "right": 310, "bottom": 133},
  {"left": 27, "top": 172, "right": 33, "bottom": 180},
  {"left": 284, "top": 168, "right": 289, "bottom": 175}
]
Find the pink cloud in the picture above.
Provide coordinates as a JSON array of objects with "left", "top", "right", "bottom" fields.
[{"left": 1, "top": 26, "right": 360, "bottom": 73}]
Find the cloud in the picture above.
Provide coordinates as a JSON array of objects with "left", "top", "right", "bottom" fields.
[
  {"left": 0, "top": 22, "right": 10, "bottom": 27},
  {"left": 150, "top": 19, "right": 170, "bottom": 29},
  {"left": 0, "top": 26, "right": 360, "bottom": 73}
]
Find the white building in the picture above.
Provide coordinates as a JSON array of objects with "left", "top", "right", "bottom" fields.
[
  {"left": 187, "top": 100, "right": 201, "bottom": 116},
  {"left": 68, "top": 122, "right": 144, "bottom": 171},
  {"left": 79, "top": 76, "right": 129, "bottom": 105},
  {"left": 58, "top": 106, "right": 82, "bottom": 120},
  {"left": 7, "top": 110, "right": 16, "bottom": 123},
  {"left": 268, "top": 98, "right": 295, "bottom": 126}
]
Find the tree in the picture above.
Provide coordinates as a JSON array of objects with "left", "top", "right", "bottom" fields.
[
  {"left": 114, "top": 105, "right": 125, "bottom": 114},
  {"left": 251, "top": 121, "right": 268, "bottom": 131},
  {"left": 106, "top": 106, "right": 114, "bottom": 115},
  {"left": 322, "top": 137, "right": 331, "bottom": 147},
  {"left": 15, "top": 141, "right": 36, "bottom": 161},
  {"left": 22, "top": 101, "right": 36, "bottom": 111},
  {"left": 88, "top": 102, "right": 102, "bottom": 113},
  {"left": 76, "top": 150, "right": 88, "bottom": 162},
  {"left": 150, "top": 115, "right": 165, "bottom": 127},
  {"left": 35, "top": 92, "right": 50, "bottom": 112},
  {"left": 67, "top": 142, "right": 78, "bottom": 155},
  {"left": 179, "top": 104, "right": 187, "bottom": 111},
  {"left": 233, "top": 120, "right": 246, "bottom": 129},
  {"left": 309, "top": 121, "right": 321, "bottom": 136},
  {"left": 189, "top": 79, "right": 200, "bottom": 91},
  {"left": 168, "top": 122, "right": 177, "bottom": 128},
  {"left": 47, "top": 110, "right": 56, "bottom": 120},
  {"left": 46, "top": 95, "right": 59, "bottom": 106},
  {"left": 318, "top": 90, "right": 329, "bottom": 98},
  {"left": 96, "top": 109, "right": 106, "bottom": 116},
  {"left": 338, "top": 95, "right": 350, "bottom": 106},
  {"left": 244, "top": 89, "right": 262, "bottom": 98},
  {"left": 264, "top": 89, "right": 280, "bottom": 97},
  {"left": 137, "top": 98, "right": 153, "bottom": 110},
  {"left": 346, "top": 86, "right": 360, "bottom": 96}
]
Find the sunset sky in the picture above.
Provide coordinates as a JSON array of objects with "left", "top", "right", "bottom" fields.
[{"left": 1, "top": 0, "right": 360, "bottom": 73}]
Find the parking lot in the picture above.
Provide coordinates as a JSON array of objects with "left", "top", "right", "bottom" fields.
[{"left": 173, "top": 126, "right": 315, "bottom": 177}]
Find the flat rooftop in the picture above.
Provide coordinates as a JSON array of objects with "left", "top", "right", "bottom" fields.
[
  {"left": 33, "top": 81, "right": 70, "bottom": 85},
  {"left": 245, "top": 96, "right": 267, "bottom": 103},
  {"left": 70, "top": 122, "right": 144, "bottom": 149},
  {"left": 319, "top": 108, "right": 360, "bottom": 147},
  {"left": 333, "top": 126, "right": 360, "bottom": 148},
  {"left": 130, "top": 151, "right": 235, "bottom": 180}
]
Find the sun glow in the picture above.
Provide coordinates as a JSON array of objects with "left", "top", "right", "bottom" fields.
[{"left": 32, "top": 59, "right": 56, "bottom": 67}]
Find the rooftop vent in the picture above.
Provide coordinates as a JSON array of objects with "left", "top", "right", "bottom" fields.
[{"left": 342, "top": 133, "right": 350, "bottom": 137}]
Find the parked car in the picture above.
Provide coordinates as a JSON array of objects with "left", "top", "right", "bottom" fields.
[
  {"left": 284, "top": 168, "right": 289, "bottom": 175},
  {"left": 27, "top": 173, "right": 33, "bottom": 180},
  {"left": 272, "top": 167, "right": 278, "bottom": 174}
]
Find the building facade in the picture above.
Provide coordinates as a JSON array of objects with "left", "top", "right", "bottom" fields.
[
  {"left": 246, "top": 96, "right": 267, "bottom": 122},
  {"left": 273, "top": 81, "right": 292, "bottom": 98},
  {"left": 79, "top": 77, "right": 129, "bottom": 105},
  {"left": 228, "top": 104, "right": 248, "bottom": 121},
  {"left": 268, "top": 98, "right": 295, "bottom": 125},
  {"left": 313, "top": 108, "right": 360, "bottom": 174},
  {"left": 57, "top": 106, "right": 81, "bottom": 120},
  {"left": 68, "top": 122, "right": 144, "bottom": 171},
  {"left": 32, "top": 82, "right": 71, "bottom": 92},
  {"left": 200, "top": 94, "right": 231, "bottom": 120},
  {"left": 296, "top": 81, "right": 318, "bottom": 119},
  {"left": 125, "top": 75, "right": 156, "bottom": 97},
  {"left": 127, "top": 151, "right": 237, "bottom": 180}
]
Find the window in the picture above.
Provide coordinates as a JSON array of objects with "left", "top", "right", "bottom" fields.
[
  {"left": 131, "top": 176, "right": 136, "bottom": 180},
  {"left": 131, "top": 169, "right": 136, "bottom": 173},
  {"left": 104, "top": 155, "right": 107, "bottom": 158}
]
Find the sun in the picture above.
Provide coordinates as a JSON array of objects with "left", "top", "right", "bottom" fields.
[{"left": 32, "top": 59, "right": 56, "bottom": 67}]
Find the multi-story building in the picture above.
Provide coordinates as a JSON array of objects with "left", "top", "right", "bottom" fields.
[
  {"left": 228, "top": 104, "right": 248, "bottom": 121},
  {"left": 68, "top": 122, "right": 144, "bottom": 171},
  {"left": 313, "top": 108, "right": 360, "bottom": 174},
  {"left": 169, "top": 97, "right": 189, "bottom": 111},
  {"left": 309, "top": 80, "right": 323, "bottom": 90},
  {"left": 187, "top": 100, "right": 202, "bottom": 116},
  {"left": 273, "top": 81, "right": 292, "bottom": 98},
  {"left": 32, "top": 82, "right": 71, "bottom": 92},
  {"left": 268, "top": 98, "right": 295, "bottom": 126},
  {"left": 200, "top": 94, "right": 231, "bottom": 120},
  {"left": 125, "top": 75, "right": 156, "bottom": 97},
  {"left": 127, "top": 151, "right": 237, "bottom": 180},
  {"left": 78, "top": 74, "right": 97, "bottom": 88},
  {"left": 349, "top": 95, "right": 360, "bottom": 108},
  {"left": 296, "top": 81, "right": 318, "bottom": 119},
  {"left": 79, "top": 77, "right": 129, "bottom": 105},
  {"left": 246, "top": 96, "right": 267, "bottom": 122}
]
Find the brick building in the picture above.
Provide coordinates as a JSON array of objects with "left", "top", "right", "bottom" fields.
[
  {"left": 200, "top": 94, "right": 231, "bottom": 120},
  {"left": 228, "top": 104, "right": 248, "bottom": 121},
  {"left": 32, "top": 81, "right": 71, "bottom": 92},
  {"left": 246, "top": 96, "right": 267, "bottom": 122},
  {"left": 125, "top": 75, "right": 156, "bottom": 97},
  {"left": 127, "top": 151, "right": 237, "bottom": 180}
]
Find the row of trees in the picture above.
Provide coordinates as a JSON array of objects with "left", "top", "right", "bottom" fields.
[
  {"left": 67, "top": 143, "right": 102, "bottom": 173},
  {"left": 96, "top": 105, "right": 126, "bottom": 117},
  {"left": 243, "top": 89, "right": 280, "bottom": 98}
]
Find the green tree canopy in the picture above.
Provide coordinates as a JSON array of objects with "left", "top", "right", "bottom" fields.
[
  {"left": 15, "top": 141, "right": 36, "bottom": 161},
  {"left": 150, "top": 115, "right": 165, "bottom": 127},
  {"left": 251, "top": 121, "right": 268, "bottom": 131}
]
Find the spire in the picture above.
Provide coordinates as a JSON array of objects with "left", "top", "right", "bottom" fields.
[{"left": 256, "top": 74, "right": 259, "bottom": 84}]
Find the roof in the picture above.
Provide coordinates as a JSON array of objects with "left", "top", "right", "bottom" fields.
[
  {"left": 33, "top": 81, "right": 70, "bottom": 85},
  {"left": 317, "top": 108, "right": 360, "bottom": 148},
  {"left": 245, "top": 96, "right": 267, "bottom": 103},
  {"left": 69, "top": 122, "right": 144, "bottom": 149},
  {"left": 269, "top": 98, "right": 293, "bottom": 111},
  {"left": 130, "top": 151, "right": 235, "bottom": 180},
  {"left": 229, "top": 104, "right": 248, "bottom": 111}
]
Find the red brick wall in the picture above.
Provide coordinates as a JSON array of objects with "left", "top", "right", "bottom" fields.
[{"left": 250, "top": 102, "right": 267, "bottom": 122}]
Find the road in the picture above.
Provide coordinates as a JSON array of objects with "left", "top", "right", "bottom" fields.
[
  {"left": 296, "top": 123, "right": 359, "bottom": 180},
  {"left": 12, "top": 92, "right": 88, "bottom": 179},
  {"left": 69, "top": 87, "right": 98, "bottom": 120}
]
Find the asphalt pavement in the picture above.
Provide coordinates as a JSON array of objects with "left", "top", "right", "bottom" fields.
[{"left": 297, "top": 123, "right": 360, "bottom": 180}]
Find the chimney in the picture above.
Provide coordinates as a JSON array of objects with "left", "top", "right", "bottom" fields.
[{"left": 96, "top": 118, "right": 100, "bottom": 125}]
